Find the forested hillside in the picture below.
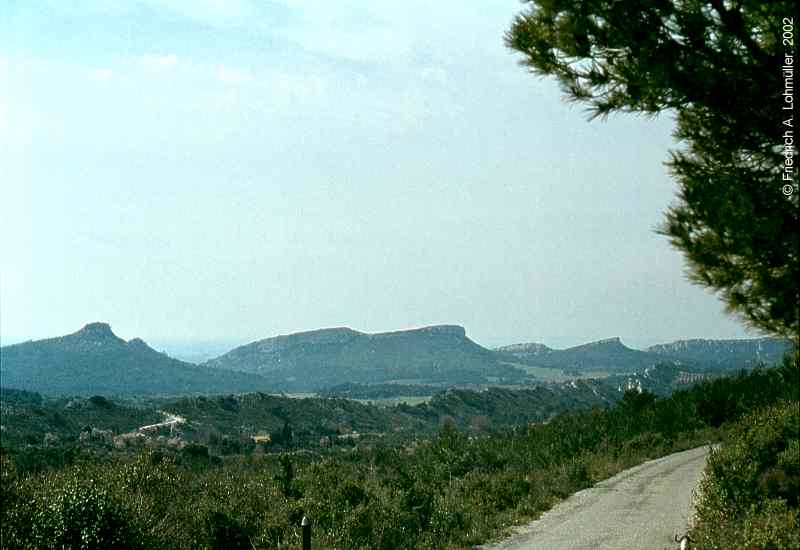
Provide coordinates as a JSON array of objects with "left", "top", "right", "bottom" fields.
[{"left": 2, "top": 358, "right": 795, "bottom": 549}]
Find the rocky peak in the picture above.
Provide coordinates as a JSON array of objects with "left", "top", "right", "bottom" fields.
[
  {"left": 496, "top": 342, "right": 552, "bottom": 355},
  {"left": 75, "top": 322, "right": 117, "bottom": 341},
  {"left": 581, "top": 337, "right": 628, "bottom": 350},
  {"left": 55, "top": 322, "right": 126, "bottom": 351}
]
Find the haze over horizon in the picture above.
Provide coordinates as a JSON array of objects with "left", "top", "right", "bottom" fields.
[
  {"left": 0, "top": 320, "right": 767, "bottom": 357},
  {"left": 1, "top": 1, "right": 758, "bottom": 351}
]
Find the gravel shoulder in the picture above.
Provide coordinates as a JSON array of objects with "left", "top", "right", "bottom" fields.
[{"left": 479, "top": 445, "right": 711, "bottom": 550}]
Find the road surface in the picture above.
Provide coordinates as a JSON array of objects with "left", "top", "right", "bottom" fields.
[{"left": 480, "top": 445, "right": 711, "bottom": 550}]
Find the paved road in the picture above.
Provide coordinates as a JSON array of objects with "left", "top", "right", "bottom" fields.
[{"left": 479, "top": 446, "right": 711, "bottom": 550}]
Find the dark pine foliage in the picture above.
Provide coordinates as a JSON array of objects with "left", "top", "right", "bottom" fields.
[{"left": 506, "top": 1, "right": 799, "bottom": 338}]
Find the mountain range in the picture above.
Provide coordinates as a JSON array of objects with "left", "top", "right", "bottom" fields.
[
  {"left": 496, "top": 337, "right": 669, "bottom": 373},
  {"left": 203, "top": 325, "right": 524, "bottom": 390},
  {"left": 644, "top": 337, "right": 791, "bottom": 369},
  {"left": 0, "top": 322, "right": 792, "bottom": 396},
  {"left": 494, "top": 336, "right": 791, "bottom": 373},
  {"left": 0, "top": 323, "right": 274, "bottom": 396}
]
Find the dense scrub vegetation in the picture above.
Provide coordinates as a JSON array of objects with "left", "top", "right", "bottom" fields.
[
  {"left": 0, "top": 362, "right": 710, "bottom": 463},
  {"left": 1, "top": 361, "right": 796, "bottom": 549},
  {"left": 318, "top": 382, "right": 438, "bottom": 399},
  {"left": 0, "top": 377, "right": 626, "bottom": 459},
  {"left": 0, "top": 390, "right": 164, "bottom": 448},
  {"left": 689, "top": 359, "right": 799, "bottom": 549}
]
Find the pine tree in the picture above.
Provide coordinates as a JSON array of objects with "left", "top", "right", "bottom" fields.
[{"left": 506, "top": 0, "right": 798, "bottom": 338}]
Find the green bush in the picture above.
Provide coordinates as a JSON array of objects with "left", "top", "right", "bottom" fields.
[
  {"left": 31, "top": 481, "right": 143, "bottom": 550},
  {"left": 736, "top": 499, "right": 800, "bottom": 550},
  {"left": 564, "top": 456, "right": 592, "bottom": 488},
  {"left": 205, "top": 510, "right": 252, "bottom": 550},
  {"left": 691, "top": 400, "right": 800, "bottom": 549}
]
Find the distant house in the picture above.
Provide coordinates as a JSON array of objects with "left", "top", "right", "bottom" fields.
[{"left": 252, "top": 434, "right": 271, "bottom": 444}]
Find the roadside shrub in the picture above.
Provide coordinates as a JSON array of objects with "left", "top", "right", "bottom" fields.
[
  {"left": 205, "top": 510, "right": 252, "bottom": 550},
  {"left": 429, "top": 496, "right": 468, "bottom": 540},
  {"left": 691, "top": 498, "right": 799, "bottom": 550},
  {"left": 691, "top": 400, "right": 800, "bottom": 550},
  {"left": 620, "top": 431, "right": 667, "bottom": 458},
  {"left": 341, "top": 497, "right": 417, "bottom": 550},
  {"left": 737, "top": 499, "right": 800, "bottom": 550},
  {"left": 410, "top": 481, "right": 437, "bottom": 526},
  {"left": 0, "top": 454, "right": 17, "bottom": 508},
  {"left": 341, "top": 482, "right": 370, "bottom": 508},
  {"left": 276, "top": 454, "right": 302, "bottom": 498},
  {"left": 565, "top": 456, "right": 592, "bottom": 488},
  {"left": 30, "top": 481, "right": 143, "bottom": 549}
]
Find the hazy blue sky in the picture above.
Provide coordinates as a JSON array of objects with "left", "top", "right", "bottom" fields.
[{"left": 0, "top": 0, "right": 755, "bottom": 351}]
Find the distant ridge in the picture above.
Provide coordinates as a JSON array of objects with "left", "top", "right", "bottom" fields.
[
  {"left": 3, "top": 323, "right": 790, "bottom": 397},
  {"left": 204, "top": 324, "right": 523, "bottom": 390},
  {"left": 494, "top": 336, "right": 668, "bottom": 373},
  {"left": 496, "top": 336, "right": 791, "bottom": 373},
  {"left": 646, "top": 337, "right": 791, "bottom": 368},
  {"left": 0, "top": 323, "right": 274, "bottom": 395},
  {"left": 535, "top": 337, "right": 668, "bottom": 373}
]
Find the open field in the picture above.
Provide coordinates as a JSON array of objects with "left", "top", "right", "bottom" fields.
[{"left": 501, "top": 362, "right": 612, "bottom": 382}]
